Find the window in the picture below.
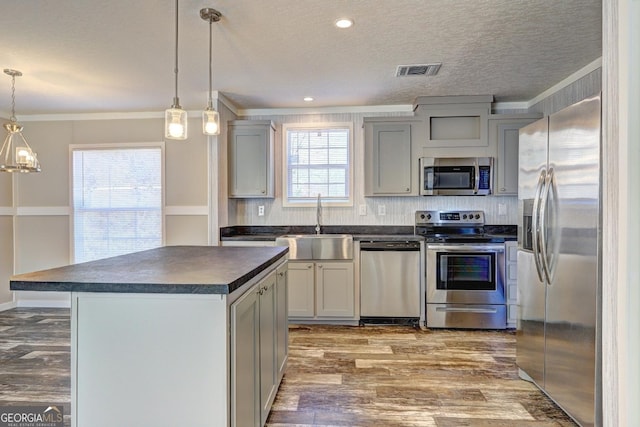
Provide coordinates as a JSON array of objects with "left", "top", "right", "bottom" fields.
[
  {"left": 283, "top": 123, "right": 352, "bottom": 206},
  {"left": 71, "top": 144, "right": 163, "bottom": 263}
]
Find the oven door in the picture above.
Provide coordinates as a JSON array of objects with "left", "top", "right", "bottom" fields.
[{"left": 426, "top": 243, "right": 505, "bottom": 304}]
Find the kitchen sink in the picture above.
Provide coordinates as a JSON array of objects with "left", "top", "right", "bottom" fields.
[{"left": 274, "top": 234, "right": 353, "bottom": 260}]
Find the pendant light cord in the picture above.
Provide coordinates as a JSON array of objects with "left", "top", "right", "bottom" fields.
[
  {"left": 208, "top": 17, "right": 213, "bottom": 108},
  {"left": 173, "top": 0, "right": 180, "bottom": 107}
]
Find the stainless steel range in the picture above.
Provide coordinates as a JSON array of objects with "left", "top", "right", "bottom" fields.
[{"left": 415, "top": 210, "right": 506, "bottom": 329}]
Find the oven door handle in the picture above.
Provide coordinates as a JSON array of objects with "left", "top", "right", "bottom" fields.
[
  {"left": 435, "top": 307, "right": 499, "bottom": 314},
  {"left": 426, "top": 244, "right": 505, "bottom": 253}
]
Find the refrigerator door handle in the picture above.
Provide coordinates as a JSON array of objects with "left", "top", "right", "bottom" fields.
[
  {"left": 540, "top": 168, "right": 558, "bottom": 284},
  {"left": 531, "top": 169, "right": 547, "bottom": 283}
]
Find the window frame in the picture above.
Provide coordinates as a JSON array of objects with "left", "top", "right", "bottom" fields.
[
  {"left": 281, "top": 122, "right": 354, "bottom": 207},
  {"left": 69, "top": 142, "right": 166, "bottom": 263}
]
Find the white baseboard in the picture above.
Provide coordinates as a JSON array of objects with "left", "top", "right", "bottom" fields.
[
  {"left": 0, "top": 300, "right": 17, "bottom": 312},
  {"left": 15, "top": 291, "right": 71, "bottom": 308}
]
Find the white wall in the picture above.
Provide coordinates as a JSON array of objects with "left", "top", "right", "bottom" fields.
[
  {"left": 232, "top": 110, "right": 519, "bottom": 226},
  {"left": 0, "top": 114, "right": 15, "bottom": 308},
  {"left": 7, "top": 115, "right": 211, "bottom": 307},
  {"left": 602, "top": 0, "right": 640, "bottom": 425}
]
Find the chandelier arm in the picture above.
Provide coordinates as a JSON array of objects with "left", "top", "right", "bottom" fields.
[{"left": 1, "top": 135, "right": 11, "bottom": 164}]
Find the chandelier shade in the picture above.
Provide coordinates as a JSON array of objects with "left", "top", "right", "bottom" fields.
[{"left": 1, "top": 69, "right": 40, "bottom": 173}]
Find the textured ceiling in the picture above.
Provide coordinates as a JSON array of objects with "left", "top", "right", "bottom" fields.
[{"left": 0, "top": 0, "right": 602, "bottom": 115}]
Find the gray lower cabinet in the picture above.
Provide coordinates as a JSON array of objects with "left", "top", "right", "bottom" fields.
[
  {"left": 288, "top": 261, "right": 355, "bottom": 321},
  {"left": 231, "top": 283, "right": 260, "bottom": 427},
  {"left": 287, "top": 262, "right": 315, "bottom": 318},
  {"left": 364, "top": 117, "right": 422, "bottom": 196},
  {"left": 275, "top": 264, "right": 288, "bottom": 380},
  {"left": 505, "top": 241, "right": 518, "bottom": 328},
  {"left": 490, "top": 116, "right": 541, "bottom": 195},
  {"left": 228, "top": 120, "right": 275, "bottom": 198},
  {"left": 231, "top": 267, "right": 288, "bottom": 427}
]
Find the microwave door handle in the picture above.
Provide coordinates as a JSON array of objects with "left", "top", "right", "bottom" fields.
[
  {"left": 531, "top": 169, "right": 546, "bottom": 283},
  {"left": 473, "top": 159, "right": 479, "bottom": 194}
]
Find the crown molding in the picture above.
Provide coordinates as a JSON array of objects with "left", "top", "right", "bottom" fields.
[
  {"left": 8, "top": 58, "right": 602, "bottom": 121},
  {"left": 238, "top": 104, "right": 414, "bottom": 117},
  {"left": 526, "top": 57, "right": 602, "bottom": 109}
]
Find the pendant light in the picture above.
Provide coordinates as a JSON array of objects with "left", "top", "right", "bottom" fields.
[
  {"left": 1, "top": 69, "right": 40, "bottom": 173},
  {"left": 200, "top": 7, "right": 221, "bottom": 136},
  {"left": 165, "top": 0, "right": 187, "bottom": 140}
]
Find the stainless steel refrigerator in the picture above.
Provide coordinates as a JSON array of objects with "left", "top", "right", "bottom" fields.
[{"left": 516, "top": 94, "right": 601, "bottom": 427}]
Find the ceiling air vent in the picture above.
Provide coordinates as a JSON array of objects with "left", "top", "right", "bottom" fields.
[{"left": 395, "top": 63, "right": 442, "bottom": 77}]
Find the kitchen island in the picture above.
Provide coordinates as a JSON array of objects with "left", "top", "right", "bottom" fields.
[{"left": 9, "top": 245, "right": 289, "bottom": 427}]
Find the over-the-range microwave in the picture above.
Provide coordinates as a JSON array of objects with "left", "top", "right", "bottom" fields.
[{"left": 419, "top": 157, "right": 493, "bottom": 196}]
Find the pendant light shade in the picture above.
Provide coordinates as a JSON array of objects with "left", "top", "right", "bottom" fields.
[
  {"left": 200, "top": 7, "right": 221, "bottom": 136},
  {"left": 165, "top": 0, "right": 187, "bottom": 140},
  {"left": 1, "top": 69, "right": 40, "bottom": 173}
]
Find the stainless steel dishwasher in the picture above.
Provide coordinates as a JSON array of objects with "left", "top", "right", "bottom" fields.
[{"left": 360, "top": 240, "right": 421, "bottom": 324}]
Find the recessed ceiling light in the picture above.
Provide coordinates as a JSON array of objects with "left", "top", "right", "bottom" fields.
[
  {"left": 335, "top": 18, "right": 353, "bottom": 29},
  {"left": 303, "top": 96, "right": 314, "bottom": 102}
]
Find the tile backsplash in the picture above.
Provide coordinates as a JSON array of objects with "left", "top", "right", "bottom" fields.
[{"left": 233, "top": 195, "right": 518, "bottom": 226}]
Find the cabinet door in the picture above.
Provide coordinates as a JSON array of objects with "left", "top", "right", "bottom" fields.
[
  {"left": 492, "top": 118, "right": 539, "bottom": 195},
  {"left": 369, "top": 123, "right": 412, "bottom": 195},
  {"left": 259, "top": 273, "right": 278, "bottom": 425},
  {"left": 228, "top": 124, "right": 273, "bottom": 198},
  {"left": 316, "top": 262, "right": 355, "bottom": 317},
  {"left": 287, "top": 262, "right": 315, "bottom": 318},
  {"left": 505, "top": 241, "right": 518, "bottom": 328},
  {"left": 231, "top": 286, "right": 260, "bottom": 427},
  {"left": 275, "top": 264, "right": 289, "bottom": 381}
]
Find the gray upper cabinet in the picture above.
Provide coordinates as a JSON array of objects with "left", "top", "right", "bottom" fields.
[
  {"left": 490, "top": 115, "right": 541, "bottom": 195},
  {"left": 228, "top": 120, "right": 275, "bottom": 198},
  {"left": 414, "top": 95, "right": 493, "bottom": 153},
  {"left": 364, "top": 117, "right": 422, "bottom": 196}
]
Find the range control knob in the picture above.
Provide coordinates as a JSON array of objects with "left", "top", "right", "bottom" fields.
[
  {"left": 420, "top": 214, "right": 425, "bottom": 219},
  {"left": 462, "top": 214, "right": 468, "bottom": 219},
  {"left": 426, "top": 213, "right": 432, "bottom": 220},
  {"left": 475, "top": 214, "right": 481, "bottom": 219}
]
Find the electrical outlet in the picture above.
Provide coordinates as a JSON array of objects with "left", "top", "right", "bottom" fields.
[
  {"left": 498, "top": 203, "right": 507, "bottom": 216},
  {"left": 378, "top": 204, "right": 386, "bottom": 216},
  {"left": 358, "top": 204, "right": 367, "bottom": 216},
  {"left": 258, "top": 205, "right": 265, "bottom": 216}
]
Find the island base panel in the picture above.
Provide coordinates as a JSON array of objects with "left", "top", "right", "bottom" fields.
[{"left": 71, "top": 293, "right": 229, "bottom": 427}]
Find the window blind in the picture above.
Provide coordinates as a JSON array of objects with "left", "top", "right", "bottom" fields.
[
  {"left": 72, "top": 147, "right": 162, "bottom": 263},
  {"left": 285, "top": 127, "right": 350, "bottom": 203}
]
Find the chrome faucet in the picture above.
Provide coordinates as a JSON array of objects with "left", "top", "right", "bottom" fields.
[{"left": 315, "top": 193, "right": 322, "bottom": 234}]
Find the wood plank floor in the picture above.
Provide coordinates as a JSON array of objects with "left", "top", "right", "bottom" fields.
[{"left": 0, "top": 308, "right": 577, "bottom": 426}]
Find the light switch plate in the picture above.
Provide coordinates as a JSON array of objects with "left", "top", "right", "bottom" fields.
[
  {"left": 258, "top": 205, "right": 265, "bottom": 216},
  {"left": 498, "top": 203, "right": 507, "bottom": 216},
  {"left": 358, "top": 204, "right": 367, "bottom": 216},
  {"left": 378, "top": 205, "right": 386, "bottom": 216}
]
